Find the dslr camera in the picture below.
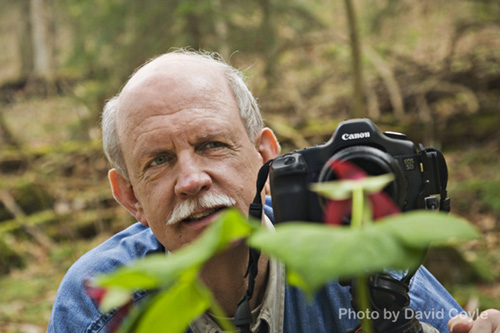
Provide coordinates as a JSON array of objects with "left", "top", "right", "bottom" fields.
[{"left": 269, "top": 118, "right": 450, "bottom": 223}]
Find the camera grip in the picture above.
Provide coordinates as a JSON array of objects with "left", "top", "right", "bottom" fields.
[{"left": 270, "top": 154, "right": 312, "bottom": 223}]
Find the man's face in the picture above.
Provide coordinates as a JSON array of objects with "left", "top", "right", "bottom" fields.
[{"left": 113, "top": 57, "right": 268, "bottom": 251}]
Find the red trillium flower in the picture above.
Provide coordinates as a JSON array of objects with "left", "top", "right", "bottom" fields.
[
  {"left": 84, "top": 280, "right": 132, "bottom": 332},
  {"left": 323, "top": 160, "right": 400, "bottom": 225},
  {"left": 84, "top": 280, "right": 108, "bottom": 306}
]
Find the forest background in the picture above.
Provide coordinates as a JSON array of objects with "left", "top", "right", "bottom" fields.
[{"left": 0, "top": 0, "right": 499, "bottom": 332}]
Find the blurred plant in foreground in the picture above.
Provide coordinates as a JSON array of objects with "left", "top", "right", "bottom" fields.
[{"left": 87, "top": 162, "right": 478, "bottom": 333}]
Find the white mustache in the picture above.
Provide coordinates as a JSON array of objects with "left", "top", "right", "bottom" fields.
[{"left": 166, "top": 192, "right": 236, "bottom": 225}]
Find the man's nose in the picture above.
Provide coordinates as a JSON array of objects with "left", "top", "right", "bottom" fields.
[{"left": 174, "top": 153, "right": 212, "bottom": 197}]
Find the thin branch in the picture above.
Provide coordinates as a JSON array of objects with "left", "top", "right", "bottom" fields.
[
  {"left": 0, "top": 189, "right": 53, "bottom": 252},
  {"left": 344, "top": 0, "right": 365, "bottom": 118},
  {"left": 364, "top": 46, "right": 405, "bottom": 118}
]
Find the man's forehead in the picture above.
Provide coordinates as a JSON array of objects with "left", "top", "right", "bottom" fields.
[
  {"left": 118, "top": 55, "right": 229, "bottom": 114},
  {"left": 124, "top": 54, "right": 222, "bottom": 91},
  {"left": 114, "top": 54, "right": 240, "bottom": 141}
]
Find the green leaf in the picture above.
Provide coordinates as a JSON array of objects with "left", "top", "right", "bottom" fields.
[
  {"left": 132, "top": 270, "right": 212, "bottom": 333},
  {"left": 248, "top": 211, "right": 479, "bottom": 295},
  {"left": 119, "top": 269, "right": 236, "bottom": 333},
  {"left": 95, "top": 255, "right": 166, "bottom": 290},
  {"left": 95, "top": 209, "right": 258, "bottom": 308},
  {"left": 100, "top": 287, "right": 132, "bottom": 313},
  {"left": 286, "top": 269, "right": 309, "bottom": 293},
  {"left": 248, "top": 223, "right": 422, "bottom": 294},
  {"left": 96, "top": 267, "right": 163, "bottom": 291},
  {"left": 377, "top": 211, "right": 480, "bottom": 247},
  {"left": 310, "top": 174, "right": 394, "bottom": 200}
]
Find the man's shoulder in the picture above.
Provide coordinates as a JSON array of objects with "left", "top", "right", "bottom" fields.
[
  {"left": 71, "top": 222, "right": 164, "bottom": 276},
  {"left": 48, "top": 222, "right": 164, "bottom": 332}
]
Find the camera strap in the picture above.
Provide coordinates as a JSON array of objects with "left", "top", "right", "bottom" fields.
[
  {"left": 234, "top": 159, "right": 273, "bottom": 333},
  {"left": 419, "top": 146, "right": 450, "bottom": 212}
]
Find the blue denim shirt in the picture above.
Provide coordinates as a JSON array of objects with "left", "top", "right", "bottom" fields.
[{"left": 48, "top": 198, "right": 463, "bottom": 332}]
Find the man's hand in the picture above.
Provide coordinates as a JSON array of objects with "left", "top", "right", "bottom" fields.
[{"left": 448, "top": 309, "right": 500, "bottom": 332}]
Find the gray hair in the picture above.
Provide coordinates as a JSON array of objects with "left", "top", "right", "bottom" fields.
[{"left": 101, "top": 50, "right": 265, "bottom": 180}]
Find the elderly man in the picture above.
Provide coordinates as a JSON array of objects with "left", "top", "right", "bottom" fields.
[{"left": 48, "top": 50, "right": 499, "bottom": 332}]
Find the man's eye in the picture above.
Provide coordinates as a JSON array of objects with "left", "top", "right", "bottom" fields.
[
  {"left": 206, "top": 142, "right": 224, "bottom": 149},
  {"left": 149, "top": 155, "right": 169, "bottom": 167},
  {"left": 202, "top": 141, "right": 226, "bottom": 150}
]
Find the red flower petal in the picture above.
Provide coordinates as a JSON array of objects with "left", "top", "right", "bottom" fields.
[
  {"left": 324, "top": 198, "right": 352, "bottom": 225},
  {"left": 84, "top": 280, "right": 108, "bottom": 306},
  {"left": 84, "top": 279, "right": 132, "bottom": 332},
  {"left": 327, "top": 159, "right": 366, "bottom": 180},
  {"left": 109, "top": 302, "right": 133, "bottom": 333},
  {"left": 322, "top": 160, "right": 400, "bottom": 225},
  {"left": 369, "top": 192, "right": 400, "bottom": 220}
]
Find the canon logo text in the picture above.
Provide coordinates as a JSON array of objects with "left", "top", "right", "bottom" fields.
[{"left": 341, "top": 132, "right": 371, "bottom": 141}]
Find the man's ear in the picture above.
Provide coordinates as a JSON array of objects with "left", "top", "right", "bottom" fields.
[
  {"left": 256, "top": 128, "right": 281, "bottom": 195},
  {"left": 257, "top": 127, "right": 280, "bottom": 163},
  {"left": 108, "top": 169, "right": 148, "bottom": 226}
]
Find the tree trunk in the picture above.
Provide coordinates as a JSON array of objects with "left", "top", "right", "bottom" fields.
[
  {"left": 29, "top": 0, "right": 54, "bottom": 81},
  {"left": 258, "top": 0, "right": 278, "bottom": 88},
  {"left": 19, "top": 0, "right": 34, "bottom": 77},
  {"left": 212, "top": 0, "right": 230, "bottom": 61}
]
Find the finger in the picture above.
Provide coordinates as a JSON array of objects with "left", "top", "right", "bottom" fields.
[
  {"left": 476, "top": 309, "right": 500, "bottom": 332},
  {"left": 448, "top": 314, "right": 473, "bottom": 333},
  {"left": 455, "top": 309, "right": 500, "bottom": 333}
]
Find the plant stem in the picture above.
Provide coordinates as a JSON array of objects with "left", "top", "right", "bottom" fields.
[
  {"left": 351, "top": 186, "right": 373, "bottom": 333},
  {"left": 351, "top": 186, "right": 364, "bottom": 229},
  {"left": 356, "top": 276, "right": 373, "bottom": 333}
]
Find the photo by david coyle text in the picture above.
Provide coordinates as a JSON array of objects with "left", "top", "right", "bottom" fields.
[{"left": 338, "top": 307, "right": 488, "bottom": 323}]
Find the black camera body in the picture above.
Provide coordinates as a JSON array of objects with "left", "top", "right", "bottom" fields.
[{"left": 269, "top": 118, "right": 449, "bottom": 223}]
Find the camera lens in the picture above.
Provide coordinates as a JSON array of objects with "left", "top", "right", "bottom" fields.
[{"left": 317, "top": 146, "right": 407, "bottom": 208}]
